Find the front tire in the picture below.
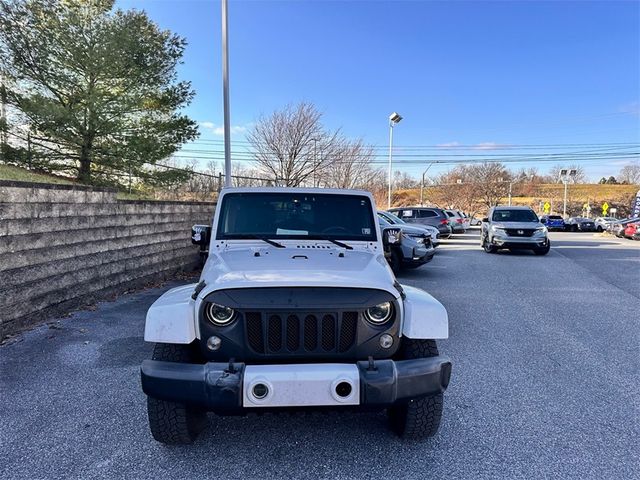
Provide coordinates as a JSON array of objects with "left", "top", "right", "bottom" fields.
[
  {"left": 146, "top": 343, "right": 208, "bottom": 444},
  {"left": 387, "top": 339, "right": 444, "bottom": 440},
  {"left": 389, "top": 250, "right": 402, "bottom": 273},
  {"left": 533, "top": 239, "right": 551, "bottom": 255},
  {"left": 482, "top": 235, "right": 497, "bottom": 253}
]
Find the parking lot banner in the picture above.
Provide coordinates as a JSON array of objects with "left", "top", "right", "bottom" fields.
[{"left": 633, "top": 190, "right": 640, "bottom": 217}]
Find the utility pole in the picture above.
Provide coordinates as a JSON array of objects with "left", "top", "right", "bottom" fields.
[
  {"left": 420, "top": 161, "right": 435, "bottom": 206},
  {"left": 221, "top": 0, "right": 232, "bottom": 187},
  {"left": 508, "top": 181, "right": 513, "bottom": 206},
  {"left": 0, "top": 74, "right": 7, "bottom": 163}
]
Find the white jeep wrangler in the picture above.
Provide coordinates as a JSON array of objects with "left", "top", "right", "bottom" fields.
[{"left": 140, "top": 188, "right": 451, "bottom": 444}]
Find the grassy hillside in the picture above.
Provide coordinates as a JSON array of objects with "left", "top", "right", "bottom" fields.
[{"left": 0, "top": 164, "right": 78, "bottom": 185}]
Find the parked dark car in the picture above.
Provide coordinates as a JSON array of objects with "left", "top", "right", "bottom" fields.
[
  {"left": 540, "top": 215, "right": 565, "bottom": 231},
  {"left": 388, "top": 207, "right": 453, "bottom": 238},
  {"left": 378, "top": 217, "right": 435, "bottom": 271},
  {"left": 564, "top": 217, "right": 596, "bottom": 232}
]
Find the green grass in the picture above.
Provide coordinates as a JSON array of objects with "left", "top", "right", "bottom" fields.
[{"left": 0, "top": 164, "right": 78, "bottom": 185}]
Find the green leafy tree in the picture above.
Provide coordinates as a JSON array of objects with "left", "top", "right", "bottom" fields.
[{"left": 0, "top": 0, "right": 198, "bottom": 183}]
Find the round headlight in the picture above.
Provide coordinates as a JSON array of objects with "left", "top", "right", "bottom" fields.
[
  {"left": 365, "top": 302, "right": 393, "bottom": 324},
  {"left": 206, "top": 303, "right": 235, "bottom": 325}
]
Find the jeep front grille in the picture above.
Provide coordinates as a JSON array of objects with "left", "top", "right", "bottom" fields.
[{"left": 245, "top": 311, "right": 358, "bottom": 355}]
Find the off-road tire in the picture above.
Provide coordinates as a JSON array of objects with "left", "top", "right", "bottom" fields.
[
  {"left": 533, "top": 240, "right": 551, "bottom": 256},
  {"left": 389, "top": 250, "right": 402, "bottom": 273},
  {"left": 147, "top": 343, "right": 208, "bottom": 445},
  {"left": 387, "top": 339, "right": 444, "bottom": 440}
]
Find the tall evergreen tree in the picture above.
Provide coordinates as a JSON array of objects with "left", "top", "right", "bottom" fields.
[{"left": 0, "top": 0, "right": 198, "bottom": 183}]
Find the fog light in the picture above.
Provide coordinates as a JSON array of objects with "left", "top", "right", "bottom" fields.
[
  {"left": 379, "top": 334, "right": 394, "bottom": 349},
  {"left": 206, "top": 335, "right": 222, "bottom": 351}
]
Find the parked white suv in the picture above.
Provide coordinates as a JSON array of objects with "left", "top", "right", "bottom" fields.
[
  {"left": 481, "top": 206, "right": 550, "bottom": 255},
  {"left": 141, "top": 188, "right": 452, "bottom": 444}
]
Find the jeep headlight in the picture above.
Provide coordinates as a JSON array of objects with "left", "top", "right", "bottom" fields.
[
  {"left": 364, "top": 302, "right": 393, "bottom": 324},
  {"left": 205, "top": 302, "right": 235, "bottom": 325}
]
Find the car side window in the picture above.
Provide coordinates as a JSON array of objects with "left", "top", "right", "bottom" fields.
[
  {"left": 419, "top": 210, "right": 437, "bottom": 218},
  {"left": 400, "top": 209, "right": 415, "bottom": 218}
]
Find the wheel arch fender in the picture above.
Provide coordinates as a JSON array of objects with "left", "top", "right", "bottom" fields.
[
  {"left": 144, "top": 284, "right": 198, "bottom": 344},
  {"left": 400, "top": 284, "right": 448, "bottom": 339}
]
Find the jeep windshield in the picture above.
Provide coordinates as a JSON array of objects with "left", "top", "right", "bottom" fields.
[
  {"left": 217, "top": 192, "right": 377, "bottom": 242},
  {"left": 492, "top": 210, "right": 539, "bottom": 222}
]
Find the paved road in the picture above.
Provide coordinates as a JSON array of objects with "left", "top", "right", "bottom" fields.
[{"left": 1, "top": 230, "right": 638, "bottom": 479}]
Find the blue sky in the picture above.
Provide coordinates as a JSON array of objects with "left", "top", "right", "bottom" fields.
[{"left": 118, "top": 0, "right": 640, "bottom": 180}]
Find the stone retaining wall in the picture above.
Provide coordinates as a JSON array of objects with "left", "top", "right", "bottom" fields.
[{"left": 0, "top": 181, "right": 214, "bottom": 336}]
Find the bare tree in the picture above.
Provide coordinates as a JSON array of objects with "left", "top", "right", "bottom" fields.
[
  {"left": 323, "top": 138, "right": 376, "bottom": 189},
  {"left": 619, "top": 162, "right": 640, "bottom": 185},
  {"left": 471, "top": 162, "right": 512, "bottom": 208},
  {"left": 247, "top": 102, "right": 340, "bottom": 186}
]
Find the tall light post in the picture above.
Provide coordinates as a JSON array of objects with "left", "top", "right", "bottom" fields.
[
  {"left": 221, "top": 0, "right": 232, "bottom": 187},
  {"left": 420, "top": 161, "right": 435, "bottom": 206},
  {"left": 387, "top": 112, "right": 402, "bottom": 209},
  {"left": 559, "top": 168, "right": 577, "bottom": 217}
]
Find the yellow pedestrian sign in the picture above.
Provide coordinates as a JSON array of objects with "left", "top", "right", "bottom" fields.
[
  {"left": 602, "top": 202, "right": 609, "bottom": 215},
  {"left": 543, "top": 202, "right": 551, "bottom": 214}
]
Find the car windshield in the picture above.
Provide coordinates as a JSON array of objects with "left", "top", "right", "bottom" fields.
[
  {"left": 217, "top": 192, "right": 377, "bottom": 241},
  {"left": 548, "top": 215, "right": 563, "bottom": 220},
  {"left": 492, "top": 209, "right": 539, "bottom": 222},
  {"left": 380, "top": 211, "right": 406, "bottom": 225}
]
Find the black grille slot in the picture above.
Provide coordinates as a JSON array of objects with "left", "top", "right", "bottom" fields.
[
  {"left": 505, "top": 228, "right": 534, "bottom": 237},
  {"left": 304, "top": 315, "right": 317, "bottom": 351},
  {"left": 268, "top": 315, "right": 282, "bottom": 351},
  {"left": 246, "top": 312, "right": 264, "bottom": 353},
  {"left": 244, "top": 311, "right": 358, "bottom": 355},
  {"left": 321, "top": 314, "right": 336, "bottom": 351},
  {"left": 286, "top": 315, "right": 300, "bottom": 351},
  {"left": 339, "top": 312, "right": 358, "bottom": 352}
]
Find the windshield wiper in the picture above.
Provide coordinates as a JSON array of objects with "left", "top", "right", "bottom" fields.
[
  {"left": 309, "top": 236, "right": 353, "bottom": 250},
  {"left": 231, "top": 234, "right": 285, "bottom": 248}
]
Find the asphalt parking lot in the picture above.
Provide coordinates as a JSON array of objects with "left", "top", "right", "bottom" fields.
[{"left": 1, "top": 230, "right": 638, "bottom": 480}]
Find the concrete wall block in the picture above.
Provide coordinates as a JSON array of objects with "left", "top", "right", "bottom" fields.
[
  {"left": 0, "top": 212, "right": 207, "bottom": 236},
  {"left": 0, "top": 186, "right": 117, "bottom": 204},
  {"left": 1, "top": 259, "right": 198, "bottom": 336},
  {"left": 0, "top": 202, "right": 120, "bottom": 220},
  {"left": 0, "top": 230, "right": 191, "bottom": 272},
  {"left": 0, "top": 238, "right": 196, "bottom": 287},
  {"left": 1, "top": 253, "right": 197, "bottom": 326},
  {"left": 0, "top": 245, "right": 197, "bottom": 309},
  {"left": 0, "top": 218, "right": 202, "bottom": 254}
]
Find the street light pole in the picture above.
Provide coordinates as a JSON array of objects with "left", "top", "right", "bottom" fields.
[
  {"left": 387, "top": 112, "right": 402, "bottom": 209},
  {"left": 221, "top": 0, "right": 232, "bottom": 187},
  {"left": 508, "top": 182, "right": 513, "bottom": 206}
]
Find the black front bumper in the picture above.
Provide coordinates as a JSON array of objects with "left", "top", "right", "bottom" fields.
[{"left": 141, "top": 356, "right": 452, "bottom": 412}]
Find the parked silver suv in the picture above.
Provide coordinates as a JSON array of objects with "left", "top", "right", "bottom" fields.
[{"left": 481, "top": 206, "right": 550, "bottom": 255}]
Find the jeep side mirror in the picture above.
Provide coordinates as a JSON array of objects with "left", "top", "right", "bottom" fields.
[
  {"left": 482, "top": 217, "right": 489, "bottom": 223},
  {"left": 191, "top": 225, "right": 211, "bottom": 246},
  {"left": 382, "top": 227, "right": 402, "bottom": 248}
]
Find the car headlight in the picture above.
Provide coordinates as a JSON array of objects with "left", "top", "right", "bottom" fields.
[
  {"left": 491, "top": 225, "right": 505, "bottom": 233},
  {"left": 364, "top": 302, "right": 393, "bottom": 324},
  {"left": 205, "top": 302, "right": 235, "bottom": 325},
  {"left": 535, "top": 226, "right": 548, "bottom": 233}
]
